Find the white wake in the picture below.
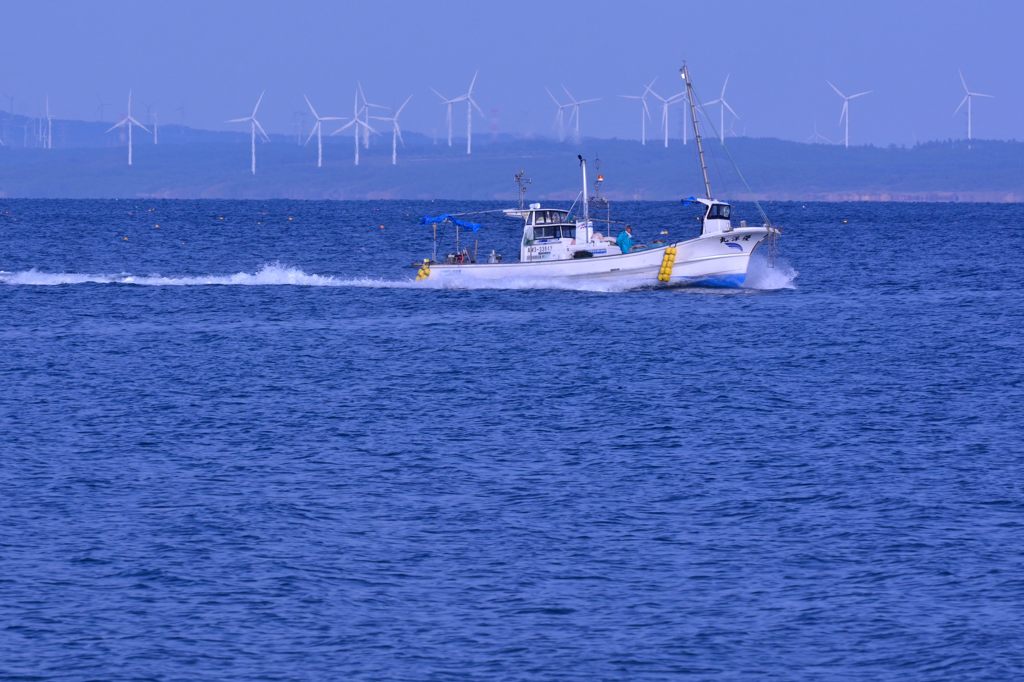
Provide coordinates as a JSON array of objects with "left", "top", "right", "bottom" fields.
[
  {"left": 1, "top": 260, "right": 797, "bottom": 292},
  {"left": 745, "top": 256, "right": 799, "bottom": 290}
]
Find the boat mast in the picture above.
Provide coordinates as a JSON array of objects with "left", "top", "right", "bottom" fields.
[
  {"left": 681, "top": 63, "right": 713, "bottom": 200},
  {"left": 578, "top": 154, "right": 589, "bottom": 226}
]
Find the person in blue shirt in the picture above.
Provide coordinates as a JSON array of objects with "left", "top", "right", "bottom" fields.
[{"left": 616, "top": 225, "right": 635, "bottom": 255}]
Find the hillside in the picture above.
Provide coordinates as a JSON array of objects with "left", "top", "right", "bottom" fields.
[{"left": 0, "top": 114, "right": 1020, "bottom": 201}]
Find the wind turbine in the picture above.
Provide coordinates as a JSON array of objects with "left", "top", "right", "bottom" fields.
[
  {"left": 827, "top": 81, "right": 871, "bottom": 148},
  {"left": 331, "top": 90, "right": 376, "bottom": 166},
  {"left": 619, "top": 78, "right": 655, "bottom": 145},
  {"left": 430, "top": 86, "right": 458, "bottom": 147},
  {"left": 646, "top": 85, "right": 688, "bottom": 148},
  {"left": 96, "top": 95, "right": 109, "bottom": 121},
  {"left": 955, "top": 69, "right": 993, "bottom": 141},
  {"left": 545, "top": 87, "right": 573, "bottom": 142},
  {"left": 673, "top": 88, "right": 690, "bottom": 144},
  {"left": 106, "top": 90, "right": 149, "bottom": 166},
  {"left": 356, "top": 82, "right": 388, "bottom": 149},
  {"left": 704, "top": 74, "right": 739, "bottom": 144},
  {"left": 227, "top": 91, "right": 270, "bottom": 175},
  {"left": 561, "top": 84, "right": 600, "bottom": 143},
  {"left": 44, "top": 96, "right": 53, "bottom": 149},
  {"left": 445, "top": 70, "right": 483, "bottom": 154},
  {"left": 303, "top": 95, "right": 343, "bottom": 168},
  {"left": 370, "top": 95, "right": 413, "bottom": 165},
  {"left": 806, "top": 121, "right": 834, "bottom": 144}
]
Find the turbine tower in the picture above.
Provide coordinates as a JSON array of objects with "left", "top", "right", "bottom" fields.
[
  {"left": 545, "top": 87, "right": 573, "bottom": 142},
  {"left": 827, "top": 80, "right": 871, "bottom": 149},
  {"left": 331, "top": 90, "right": 376, "bottom": 166},
  {"left": 227, "top": 91, "right": 270, "bottom": 175},
  {"left": 106, "top": 90, "right": 150, "bottom": 166},
  {"left": 955, "top": 69, "right": 993, "bottom": 141},
  {"left": 561, "top": 84, "right": 600, "bottom": 143},
  {"left": 370, "top": 95, "right": 413, "bottom": 165},
  {"left": 303, "top": 94, "right": 342, "bottom": 168},
  {"left": 704, "top": 75, "right": 739, "bottom": 144},
  {"left": 618, "top": 78, "right": 655, "bottom": 145}
]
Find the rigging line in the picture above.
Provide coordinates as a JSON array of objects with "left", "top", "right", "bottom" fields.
[
  {"left": 439, "top": 209, "right": 511, "bottom": 218},
  {"left": 565, "top": 191, "right": 583, "bottom": 219}
]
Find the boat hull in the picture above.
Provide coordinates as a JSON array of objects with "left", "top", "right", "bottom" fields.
[{"left": 421, "top": 227, "right": 775, "bottom": 289}]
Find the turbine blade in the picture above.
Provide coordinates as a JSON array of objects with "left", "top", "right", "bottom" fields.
[
  {"left": 395, "top": 95, "right": 413, "bottom": 117},
  {"left": 954, "top": 96, "right": 968, "bottom": 114},
  {"left": 959, "top": 68, "right": 969, "bottom": 92},
  {"left": 721, "top": 74, "right": 730, "bottom": 97},
  {"left": 826, "top": 80, "right": 844, "bottom": 98},
  {"left": 304, "top": 94, "right": 319, "bottom": 119},
  {"left": 973, "top": 92, "right": 994, "bottom": 99},
  {"left": 470, "top": 96, "right": 484, "bottom": 116},
  {"left": 305, "top": 121, "right": 319, "bottom": 145},
  {"left": 430, "top": 87, "right": 448, "bottom": 102},
  {"left": 723, "top": 101, "right": 739, "bottom": 118},
  {"left": 848, "top": 90, "right": 872, "bottom": 100},
  {"left": 227, "top": 117, "right": 250, "bottom": 123},
  {"left": 839, "top": 101, "right": 848, "bottom": 125},
  {"left": 330, "top": 119, "right": 355, "bottom": 135},
  {"left": 253, "top": 119, "right": 269, "bottom": 141},
  {"left": 252, "top": 90, "right": 265, "bottom": 117},
  {"left": 468, "top": 69, "right": 479, "bottom": 94},
  {"left": 561, "top": 84, "right": 576, "bottom": 102},
  {"left": 106, "top": 119, "right": 127, "bottom": 132},
  {"left": 545, "top": 87, "right": 561, "bottom": 106}
]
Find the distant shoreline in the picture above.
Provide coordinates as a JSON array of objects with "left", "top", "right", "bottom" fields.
[{"left": 0, "top": 194, "right": 1020, "bottom": 204}]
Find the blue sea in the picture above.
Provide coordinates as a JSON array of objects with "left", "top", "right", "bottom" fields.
[{"left": 2, "top": 199, "right": 1022, "bottom": 680}]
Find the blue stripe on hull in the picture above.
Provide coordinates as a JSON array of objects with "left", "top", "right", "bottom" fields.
[{"left": 679, "top": 273, "right": 747, "bottom": 288}]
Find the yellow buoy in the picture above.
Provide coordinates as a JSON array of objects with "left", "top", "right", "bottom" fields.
[{"left": 658, "top": 246, "right": 676, "bottom": 282}]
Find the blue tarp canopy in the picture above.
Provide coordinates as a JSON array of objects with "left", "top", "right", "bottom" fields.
[
  {"left": 680, "top": 196, "right": 700, "bottom": 205},
  {"left": 420, "top": 213, "right": 482, "bottom": 232}
]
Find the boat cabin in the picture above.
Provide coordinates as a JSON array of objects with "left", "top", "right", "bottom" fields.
[
  {"left": 503, "top": 203, "right": 618, "bottom": 262},
  {"left": 693, "top": 198, "right": 734, "bottom": 236}
]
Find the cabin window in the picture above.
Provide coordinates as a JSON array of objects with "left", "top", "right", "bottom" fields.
[
  {"left": 707, "top": 204, "right": 731, "bottom": 220},
  {"left": 533, "top": 224, "right": 576, "bottom": 240}
]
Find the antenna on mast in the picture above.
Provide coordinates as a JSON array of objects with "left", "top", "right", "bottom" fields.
[
  {"left": 514, "top": 169, "right": 531, "bottom": 209},
  {"left": 681, "top": 63, "right": 712, "bottom": 199}
]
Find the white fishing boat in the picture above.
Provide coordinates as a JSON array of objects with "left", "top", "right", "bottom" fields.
[{"left": 415, "top": 63, "right": 780, "bottom": 289}]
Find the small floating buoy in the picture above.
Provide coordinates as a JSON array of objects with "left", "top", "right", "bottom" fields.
[
  {"left": 378, "top": 224, "right": 385, "bottom": 230},
  {"left": 288, "top": 216, "right": 294, "bottom": 222},
  {"left": 217, "top": 216, "right": 224, "bottom": 221},
  {"left": 841, "top": 218, "right": 849, "bottom": 224},
  {"left": 122, "top": 236, "right": 129, "bottom": 241},
  {"left": 154, "top": 223, "right": 160, "bottom": 228}
]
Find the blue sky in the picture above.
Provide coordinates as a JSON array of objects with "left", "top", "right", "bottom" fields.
[{"left": 1, "top": 0, "right": 1019, "bottom": 145}]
